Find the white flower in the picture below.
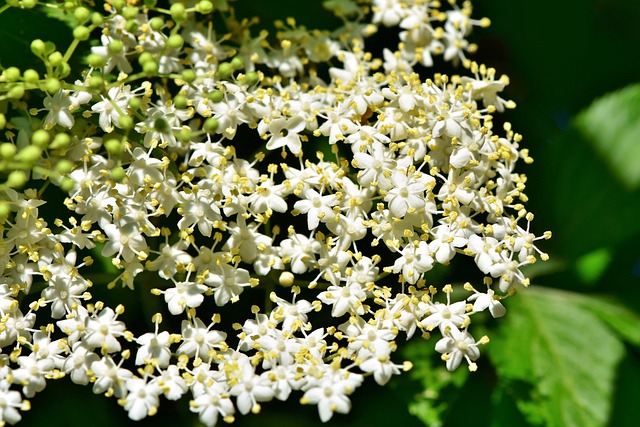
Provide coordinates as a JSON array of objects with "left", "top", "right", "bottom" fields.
[
  {"left": 264, "top": 116, "right": 306, "bottom": 154},
  {"left": 122, "top": 377, "right": 163, "bottom": 421},
  {"left": 42, "top": 90, "right": 74, "bottom": 129},
  {"left": 435, "top": 327, "right": 485, "bottom": 371}
]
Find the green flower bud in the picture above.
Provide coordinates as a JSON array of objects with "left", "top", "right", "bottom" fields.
[
  {"left": 167, "top": 34, "right": 184, "bottom": 50},
  {"left": 15, "top": 145, "right": 41, "bottom": 163},
  {"left": 0, "top": 143, "right": 17, "bottom": 158},
  {"left": 231, "top": 56, "right": 244, "bottom": 70},
  {"left": 170, "top": 3, "right": 187, "bottom": 22},
  {"left": 74, "top": 6, "right": 90, "bottom": 23},
  {"left": 6, "top": 170, "right": 28, "bottom": 189},
  {"left": 46, "top": 78, "right": 61, "bottom": 94},
  {"left": 105, "top": 138, "right": 123, "bottom": 155},
  {"left": 178, "top": 128, "right": 192, "bottom": 142},
  {"left": 0, "top": 114, "right": 6, "bottom": 130},
  {"left": 55, "top": 159, "right": 74, "bottom": 175},
  {"left": 128, "top": 97, "right": 141, "bottom": 110},
  {"left": 89, "top": 75, "right": 104, "bottom": 90},
  {"left": 245, "top": 71, "right": 260, "bottom": 86},
  {"left": 108, "top": 40, "right": 124, "bottom": 55},
  {"left": 149, "top": 17, "right": 164, "bottom": 31},
  {"left": 138, "top": 52, "right": 154, "bottom": 65},
  {"left": 30, "top": 39, "right": 46, "bottom": 56},
  {"left": 143, "top": 60, "right": 159, "bottom": 75},
  {"left": 123, "top": 6, "right": 139, "bottom": 20},
  {"left": 181, "top": 69, "right": 196, "bottom": 83},
  {"left": 22, "top": 0, "right": 37, "bottom": 9},
  {"left": 48, "top": 51, "right": 64, "bottom": 67},
  {"left": 73, "top": 25, "right": 91, "bottom": 41},
  {"left": 7, "top": 86, "right": 25, "bottom": 99},
  {"left": 50, "top": 132, "right": 71, "bottom": 149},
  {"left": 60, "top": 177, "right": 75, "bottom": 192},
  {"left": 88, "top": 53, "right": 106, "bottom": 68},
  {"left": 111, "top": 166, "right": 126, "bottom": 182},
  {"left": 111, "top": 0, "right": 125, "bottom": 12},
  {"left": 91, "top": 12, "right": 103, "bottom": 26},
  {"left": 4, "top": 67, "right": 21, "bottom": 82},
  {"left": 118, "top": 116, "right": 134, "bottom": 130},
  {"left": 197, "top": 0, "right": 214, "bottom": 14},
  {"left": 174, "top": 95, "right": 188, "bottom": 109},
  {"left": 208, "top": 90, "right": 224, "bottom": 103},
  {"left": 58, "top": 62, "right": 71, "bottom": 78},
  {"left": 126, "top": 20, "right": 138, "bottom": 34},
  {"left": 203, "top": 117, "right": 219, "bottom": 133},
  {"left": 0, "top": 201, "right": 10, "bottom": 219},
  {"left": 63, "top": 1, "right": 74, "bottom": 11},
  {"left": 23, "top": 69, "right": 39, "bottom": 83},
  {"left": 217, "top": 62, "right": 233, "bottom": 79},
  {"left": 31, "top": 129, "right": 50, "bottom": 148}
]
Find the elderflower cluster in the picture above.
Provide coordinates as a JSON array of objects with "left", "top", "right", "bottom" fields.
[{"left": 0, "top": 0, "right": 550, "bottom": 425}]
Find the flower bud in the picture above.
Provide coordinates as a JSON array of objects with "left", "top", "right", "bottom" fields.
[
  {"left": 167, "top": 34, "right": 184, "bottom": 50},
  {"left": 108, "top": 40, "right": 124, "bottom": 55},
  {"left": 74, "top": 6, "right": 90, "bottom": 23},
  {"left": 15, "top": 145, "right": 42, "bottom": 163},
  {"left": 122, "top": 6, "right": 139, "bottom": 20},
  {"left": 91, "top": 11, "right": 103, "bottom": 25},
  {"left": 0, "top": 201, "right": 10, "bottom": 219},
  {"left": 48, "top": 51, "right": 64, "bottom": 67},
  {"left": 231, "top": 57, "right": 244, "bottom": 70},
  {"left": 197, "top": 0, "right": 214, "bottom": 14},
  {"left": 30, "top": 39, "right": 46, "bottom": 56},
  {"left": 55, "top": 159, "right": 74, "bottom": 175},
  {"left": 208, "top": 90, "right": 224, "bottom": 103},
  {"left": 6, "top": 170, "right": 28, "bottom": 189},
  {"left": 105, "top": 138, "right": 123, "bottom": 155},
  {"left": 50, "top": 132, "right": 71, "bottom": 149},
  {"left": 4, "top": 67, "right": 21, "bottom": 82},
  {"left": 203, "top": 118, "right": 219, "bottom": 133},
  {"left": 111, "top": 166, "right": 126, "bottom": 182},
  {"left": 0, "top": 143, "right": 17, "bottom": 158},
  {"left": 88, "top": 53, "right": 106, "bottom": 68},
  {"left": 46, "top": 78, "right": 61, "bottom": 94},
  {"left": 73, "top": 26, "right": 91, "bottom": 41},
  {"left": 217, "top": 62, "right": 233, "bottom": 79},
  {"left": 170, "top": 3, "right": 187, "bottom": 22},
  {"left": 181, "top": 69, "right": 196, "bottom": 83},
  {"left": 143, "top": 61, "right": 159, "bottom": 75},
  {"left": 174, "top": 95, "right": 188, "bottom": 109},
  {"left": 7, "top": 86, "right": 25, "bottom": 99},
  {"left": 0, "top": 114, "right": 6, "bottom": 130},
  {"left": 89, "top": 75, "right": 104, "bottom": 90},
  {"left": 23, "top": 69, "right": 39, "bottom": 83},
  {"left": 118, "top": 116, "right": 134, "bottom": 130},
  {"left": 245, "top": 71, "right": 260, "bottom": 86},
  {"left": 128, "top": 97, "right": 141, "bottom": 110},
  {"left": 149, "top": 17, "right": 164, "bottom": 31},
  {"left": 31, "top": 129, "right": 51, "bottom": 148}
]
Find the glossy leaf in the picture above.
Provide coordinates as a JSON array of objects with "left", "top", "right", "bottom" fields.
[
  {"left": 489, "top": 287, "right": 625, "bottom": 427},
  {"left": 575, "top": 83, "right": 640, "bottom": 191}
]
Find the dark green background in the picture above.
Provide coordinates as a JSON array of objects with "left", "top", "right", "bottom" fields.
[{"left": 2, "top": 0, "right": 639, "bottom": 426}]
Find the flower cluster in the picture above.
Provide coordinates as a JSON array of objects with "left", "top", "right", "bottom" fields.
[{"left": 0, "top": 0, "right": 550, "bottom": 425}]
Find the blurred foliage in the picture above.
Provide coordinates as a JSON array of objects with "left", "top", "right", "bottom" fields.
[{"left": 3, "top": 0, "right": 640, "bottom": 426}]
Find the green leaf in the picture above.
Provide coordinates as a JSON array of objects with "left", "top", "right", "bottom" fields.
[
  {"left": 568, "top": 294, "right": 640, "bottom": 346},
  {"left": 544, "top": 126, "right": 640, "bottom": 259},
  {"left": 574, "top": 247, "right": 613, "bottom": 285},
  {"left": 400, "top": 338, "right": 469, "bottom": 426},
  {"left": 488, "top": 287, "right": 625, "bottom": 427},
  {"left": 575, "top": 83, "right": 640, "bottom": 191}
]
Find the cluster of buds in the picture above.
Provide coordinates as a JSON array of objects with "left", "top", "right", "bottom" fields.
[{"left": 0, "top": 0, "right": 550, "bottom": 425}]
